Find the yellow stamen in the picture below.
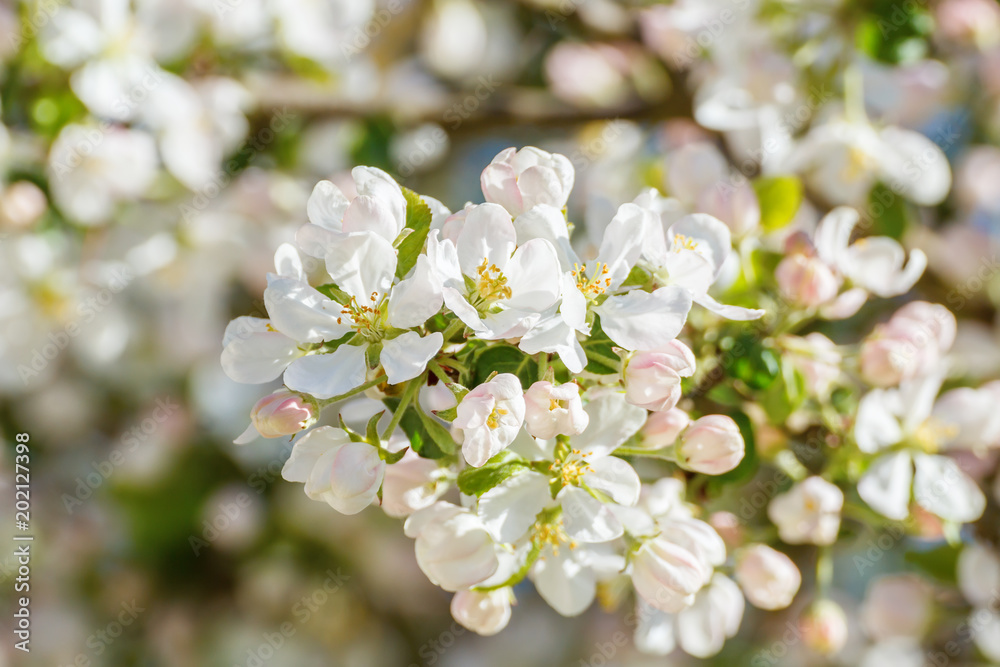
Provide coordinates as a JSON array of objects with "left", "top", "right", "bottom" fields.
[
  {"left": 571, "top": 262, "right": 613, "bottom": 299},
  {"left": 673, "top": 234, "right": 699, "bottom": 252},
  {"left": 475, "top": 258, "right": 512, "bottom": 303}
]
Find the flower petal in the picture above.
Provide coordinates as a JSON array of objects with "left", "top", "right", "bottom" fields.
[
  {"left": 559, "top": 485, "right": 624, "bottom": 543},
  {"left": 284, "top": 345, "right": 368, "bottom": 399},
  {"left": 381, "top": 332, "right": 443, "bottom": 385},
  {"left": 913, "top": 454, "right": 986, "bottom": 523},
  {"left": 504, "top": 238, "right": 562, "bottom": 312},
  {"left": 388, "top": 255, "right": 443, "bottom": 328},
  {"left": 582, "top": 456, "right": 641, "bottom": 506},
  {"left": 858, "top": 451, "right": 913, "bottom": 521},
  {"left": 573, "top": 393, "right": 648, "bottom": 458},
  {"left": 306, "top": 180, "right": 349, "bottom": 230},
  {"left": 324, "top": 231, "right": 397, "bottom": 299},
  {"left": 596, "top": 286, "right": 693, "bottom": 351},
  {"left": 455, "top": 203, "right": 516, "bottom": 277},
  {"left": 221, "top": 332, "right": 301, "bottom": 384},
  {"left": 693, "top": 292, "right": 764, "bottom": 321},
  {"left": 531, "top": 548, "right": 596, "bottom": 616},
  {"left": 478, "top": 471, "right": 552, "bottom": 543},
  {"left": 264, "top": 278, "right": 350, "bottom": 343}
]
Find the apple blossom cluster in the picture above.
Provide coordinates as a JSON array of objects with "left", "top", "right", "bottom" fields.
[{"left": 222, "top": 145, "right": 998, "bottom": 655}]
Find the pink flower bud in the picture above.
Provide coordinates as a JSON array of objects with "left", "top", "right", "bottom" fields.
[
  {"left": 631, "top": 534, "right": 712, "bottom": 612},
  {"left": 735, "top": 544, "right": 801, "bottom": 611},
  {"left": 250, "top": 390, "right": 315, "bottom": 438},
  {"left": 523, "top": 381, "right": 588, "bottom": 439},
  {"left": 451, "top": 589, "right": 512, "bottom": 636},
  {"left": 624, "top": 341, "right": 696, "bottom": 412},
  {"left": 480, "top": 146, "right": 574, "bottom": 217},
  {"left": 639, "top": 408, "right": 691, "bottom": 449},
  {"left": 799, "top": 600, "right": 848, "bottom": 655},
  {"left": 676, "top": 415, "right": 744, "bottom": 475},
  {"left": 860, "top": 301, "right": 956, "bottom": 387},
  {"left": 775, "top": 254, "right": 839, "bottom": 308}
]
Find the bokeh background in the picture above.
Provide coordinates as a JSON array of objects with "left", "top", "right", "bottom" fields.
[{"left": 2, "top": 0, "right": 1000, "bottom": 665}]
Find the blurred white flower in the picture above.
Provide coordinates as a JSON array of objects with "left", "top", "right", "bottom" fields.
[
  {"left": 768, "top": 477, "right": 844, "bottom": 546},
  {"left": 787, "top": 115, "right": 952, "bottom": 207},
  {"left": 634, "top": 573, "right": 744, "bottom": 658},
  {"left": 48, "top": 124, "right": 157, "bottom": 225},
  {"left": 860, "top": 301, "right": 956, "bottom": 387},
  {"left": 450, "top": 589, "right": 512, "bottom": 636},
  {"left": 675, "top": 415, "right": 745, "bottom": 475},
  {"left": 856, "top": 372, "right": 987, "bottom": 523},
  {"left": 734, "top": 544, "right": 801, "bottom": 610},
  {"left": 860, "top": 574, "right": 932, "bottom": 640}
]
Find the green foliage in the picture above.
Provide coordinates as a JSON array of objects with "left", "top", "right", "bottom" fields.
[
  {"left": 582, "top": 317, "right": 620, "bottom": 375},
  {"left": 753, "top": 176, "right": 804, "bottom": 231},
  {"left": 457, "top": 451, "right": 529, "bottom": 497},
  {"left": 905, "top": 543, "right": 961, "bottom": 585},
  {"left": 415, "top": 404, "right": 457, "bottom": 456},
  {"left": 855, "top": 0, "right": 933, "bottom": 65},
  {"left": 395, "top": 187, "right": 433, "bottom": 279},
  {"left": 867, "top": 183, "right": 909, "bottom": 240},
  {"left": 471, "top": 345, "right": 538, "bottom": 389},
  {"left": 760, "top": 357, "right": 807, "bottom": 423},
  {"left": 726, "top": 333, "right": 780, "bottom": 390},
  {"left": 383, "top": 397, "right": 452, "bottom": 460},
  {"left": 316, "top": 283, "right": 352, "bottom": 304}
]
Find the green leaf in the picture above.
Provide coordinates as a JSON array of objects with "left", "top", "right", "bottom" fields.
[
  {"left": 457, "top": 451, "right": 530, "bottom": 497},
  {"left": 395, "top": 187, "right": 433, "bottom": 279},
  {"left": 727, "top": 333, "right": 779, "bottom": 390},
  {"left": 365, "top": 411, "right": 383, "bottom": 445},
  {"left": 434, "top": 406, "right": 458, "bottom": 422},
  {"left": 905, "top": 543, "right": 960, "bottom": 584},
  {"left": 868, "top": 183, "right": 909, "bottom": 240},
  {"left": 338, "top": 414, "right": 365, "bottom": 442},
  {"left": 753, "top": 176, "right": 803, "bottom": 231},
  {"left": 582, "top": 317, "right": 619, "bottom": 375},
  {"left": 472, "top": 345, "right": 538, "bottom": 389},
  {"left": 760, "top": 359, "right": 806, "bottom": 423},
  {"left": 622, "top": 265, "right": 651, "bottom": 288},
  {"left": 316, "top": 283, "right": 351, "bottom": 304},
  {"left": 416, "top": 406, "right": 457, "bottom": 456},
  {"left": 384, "top": 397, "right": 449, "bottom": 459},
  {"left": 381, "top": 446, "right": 409, "bottom": 464}
]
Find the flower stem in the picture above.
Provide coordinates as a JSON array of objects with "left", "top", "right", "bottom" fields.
[
  {"left": 381, "top": 373, "right": 423, "bottom": 439},
  {"left": 427, "top": 359, "right": 451, "bottom": 386},
  {"left": 537, "top": 352, "right": 549, "bottom": 381},
  {"left": 588, "top": 351, "right": 621, "bottom": 372},
  {"left": 441, "top": 317, "right": 467, "bottom": 343},
  {"left": 318, "top": 374, "right": 387, "bottom": 407}
]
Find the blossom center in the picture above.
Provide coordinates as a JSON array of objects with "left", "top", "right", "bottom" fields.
[
  {"left": 912, "top": 419, "right": 958, "bottom": 454},
  {"left": 532, "top": 518, "right": 576, "bottom": 556},
  {"left": 339, "top": 291, "right": 387, "bottom": 340},
  {"left": 572, "top": 262, "right": 612, "bottom": 299},
  {"left": 549, "top": 449, "right": 593, "bottom": 486},
  {"left": 673, "top": 234, "right": 699, "bottom": 252},
  {"left": 841, "top": 145, "right": 878, "bottom": 181},
  {"left": 475, "top": 258, "right": 512, "bottom": 303},
  {"left": 486, "top": 405, "right": 509, "bottom": 429}
]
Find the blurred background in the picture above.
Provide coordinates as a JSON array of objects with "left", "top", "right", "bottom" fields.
[{"left": 2, "top": 0, "right": 1000, "bottom": 665}]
